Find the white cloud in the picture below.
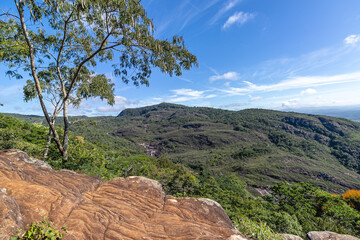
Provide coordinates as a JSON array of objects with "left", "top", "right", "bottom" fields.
[
  {"left": 222, "top": 11, "right": 255, "bottom": 29},
  {"left": 222, "top": 0, "right": 241, "bottom": 13},
  {"left": 205, "top": 94, "right": 217, "bottom": 98},
  {"left": 344, "top": 34, "right": 360, "bottom": 45},
  {"left": 114, "top": 96, "right": 129, "bottom": 105},
  {"left": 210, "top": 0, "right": 242, "bottom": 24},
  {"left": 222, "top": 72, "right": 360, "bottom": 95},
  {"left": 210, "top": 72, "right": 240, "bottom": 82},
  {"left": 168, "top": 88, "right": 216, "bottom": 103},
  {"left": 282, "top": 98, "right": 300, "bottom": 108},
  {"left": 97, "top": 105, "right": 125, "bottom": 113},
  {"left": 301, "top": 88, "right": 317, "bottom": 95},
  {"left": 177, "top": 77, "right": 193, "bottom": 83},
  {"left": 224, "top": 82, "right": 231, "bottom": 87},
  {"left": 171, "top": 89, "right": 204, "bottom": 97}
]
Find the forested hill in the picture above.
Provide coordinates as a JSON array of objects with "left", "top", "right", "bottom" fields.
[
  {"left": 6, "top": 103, "right": 360, "bottom": 193},
  {"left": 111, "top": 103, "right": 360, "bottom": 193},
  {"left": 3, "top": 106, "right": 360, "bottom": 238}
]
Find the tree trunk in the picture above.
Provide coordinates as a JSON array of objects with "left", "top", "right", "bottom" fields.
[
  {"left": 43, "top": 116, "right": 56, "bottom": 160},
  {"left": 62, "top": 100, "right": 70, "bottom": 164},
  {"left": 43, "top": 127, "right": 52, "bottom": 160},
  {"left": 15, "top": 0, "right": 66, "bottom": 160}
]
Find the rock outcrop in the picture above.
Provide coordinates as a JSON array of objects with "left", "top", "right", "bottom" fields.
[
  {"left": 0, "top": 149, "right": 246, "bottom": 240},
  {"left": 281, "top": 233, "right": 304, "bottom": 240},
  {"left": 306, "top": 231, "right": 360, "bottom": 240}
]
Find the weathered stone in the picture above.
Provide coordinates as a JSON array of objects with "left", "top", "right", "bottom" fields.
[
  {"left": 0, "top": 191, "right": 24, "bottom": 240},
  {"left": 0, "top": 149, "right": 248, "bottom": 240},
  {"left": 281, "top": 233, "right": 304, "bottom": 240},
  {"left": 306, "top": 231, "right": 360, "bottom": 240}
]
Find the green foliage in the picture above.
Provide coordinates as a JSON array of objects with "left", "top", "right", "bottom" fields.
[
  {"left": 10, "top": 217, "right": 66, "bottom": 240},
  {"left": 234, "top": 216, "right": 283, "bottom": 240},
  {"left": 54, "top": 103, "right": 360, "bottom": 194},
  {"left": 1, "top": 0, "right": 198, "bottom": 163},
  {"left": 0, "top": 113, "right": 48, "bottom": 158},
  {"left": 0, "top": 19, "right": 28, "bottom": 72},
  {"left": 3, "top": 111, "right": 360, "bottom": 239},
  {"left": 266, "top": 182, "right": 360, "bottom": 237}
]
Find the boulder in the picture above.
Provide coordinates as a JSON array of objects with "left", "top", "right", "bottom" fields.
[
  {"left": 0, "top": 149, "right": 247, "bottom": 240},
  {"left": 281, "top": 233, "right": 304, "bottom": 240},
  {"left": 306, "top": 231, "right": 360, "bottom": 240}
]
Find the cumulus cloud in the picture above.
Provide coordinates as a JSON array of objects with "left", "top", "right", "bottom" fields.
[
  {"left": 282, "top": 98, "right": 300, "bottom": 108},
  {"left": 115, "top": 96, "right": 130, "bottom": 105},
  {"left": 301, "top": 88, "right": 317, "bottom": 95},
  {"left": 222, "top": 11, "right": 255, "bottom": 29},
  {"left": 210, "top": 72, "right": 240, "bottom": 82},
  {"left": 344, "top": 34, "right": 360, "bottom": 45}
]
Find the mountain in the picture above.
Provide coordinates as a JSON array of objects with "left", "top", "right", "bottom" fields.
[
  {"left": 3, "top": 107, "right": 360, "bottom": 238},
  {"left": 5, "top": 103, "right": 360, "bottom": 193},
  {"left": 67, "top": 103, "right": 360, "bottom": 194}
]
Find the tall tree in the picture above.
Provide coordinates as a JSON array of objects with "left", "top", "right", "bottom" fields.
[{"left": 0, "top": 0, "right": 197, "bottom": 164}]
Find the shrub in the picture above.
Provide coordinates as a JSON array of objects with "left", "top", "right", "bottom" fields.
[
  {"left": 10, "top": 217, "right": 66, "bottom": 240},
  {"left": 234, "top": 216, "right": 283, "bottom": 240},
  {"left": 343, "top": 189, "right": 360, "bottom": 211}
]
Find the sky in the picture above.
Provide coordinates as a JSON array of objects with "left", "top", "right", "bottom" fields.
[{"left": 1, "top": 0, "right": 360, "bottom": 116}]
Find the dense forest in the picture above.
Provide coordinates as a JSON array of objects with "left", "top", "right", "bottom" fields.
[{"left": 3, "top": 103, "right": 360, "bottom": 239}]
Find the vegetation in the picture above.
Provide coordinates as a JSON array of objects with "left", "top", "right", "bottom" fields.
[
  {"left": 343, "top": 189, "right": 360, "bottom": 211},
  {"left": 10, "top": 217, "right": 66, "bottom": 240},
  {"left": 22, "top": 102, "right": 360, "bottom": 194},
  {"left": 0, "top": 0, "right": 197, "bottom": 164},
  {"left": 234, "top": 217, "right": 283, "bottom": 240},
  {"left": 2, "top": 112, "right": 360, "bottom": 239}
]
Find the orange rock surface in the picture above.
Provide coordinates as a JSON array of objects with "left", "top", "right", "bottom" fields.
[{"left": 0, "top": 149, "right": 247, "bottom": 240}]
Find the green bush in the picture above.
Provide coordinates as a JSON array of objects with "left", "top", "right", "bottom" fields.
[
  {"left": 10, "top": 217, "right": 66, "bottom": 240},
  {"left": 234, "top": 216, "right": 283, "bottom": 240}
]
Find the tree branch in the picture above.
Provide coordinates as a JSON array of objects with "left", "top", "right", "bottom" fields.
[{"left": 63, "top": 32, "right": 112, "bottom": 103}]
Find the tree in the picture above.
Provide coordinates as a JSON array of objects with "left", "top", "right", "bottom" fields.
[{"left": 0, "top": 0, "right": 197, "bottom": 165}]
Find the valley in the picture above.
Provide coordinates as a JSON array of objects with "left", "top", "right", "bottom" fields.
[
  {"left": 7, "top": 103, "right": 360, "bottom": 194},
  {"left": 73, "top": 103, "right": 360, "bottom": 194}
]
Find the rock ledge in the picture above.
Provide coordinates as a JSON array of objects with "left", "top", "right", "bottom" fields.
[{"left": 0, "top": 149, "right": 246, "bottom": 240}]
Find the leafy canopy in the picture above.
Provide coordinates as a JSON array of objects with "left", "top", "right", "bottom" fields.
[
  {"left": 0, "top": 0, "right": 197, "bottom": 161},
  {"left": 2, "top": 0, "right": 197, "bottom": 104}
]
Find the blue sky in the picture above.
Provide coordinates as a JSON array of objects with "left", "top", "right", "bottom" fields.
[{"left": 1, "top": 0, "right": 360, "bottom": 116}]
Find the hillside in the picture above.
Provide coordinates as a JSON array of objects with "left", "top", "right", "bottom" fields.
[
  {"left": 68, "top": 103, "right": 360, "bottom": 194},
  {"left": 6, "top": 104, "right": 360, "bottom": 193},
  {"left": 2, "top": 111, "right": 360, "bottom": 238},
  {"left": 6, "top": 103, "right": 360, "bottom": 193}
]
